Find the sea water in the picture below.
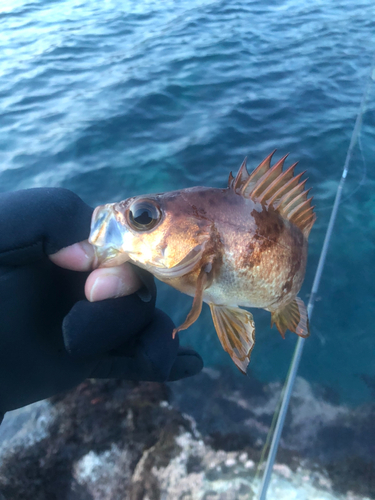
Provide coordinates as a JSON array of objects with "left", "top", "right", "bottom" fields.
[{"left": 1, "top": 0, "right": 375, "bottom": 406}]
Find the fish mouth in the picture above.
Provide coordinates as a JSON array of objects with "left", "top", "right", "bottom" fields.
[{"left": 89, "top": 204, "right": 132, "bottom": 268}]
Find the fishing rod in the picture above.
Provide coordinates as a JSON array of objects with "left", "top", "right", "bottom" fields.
[{"left": 257, "top": 55, "right": 375, "bottom": 500}]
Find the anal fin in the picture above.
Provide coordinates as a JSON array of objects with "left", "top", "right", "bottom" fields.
[
  {"left": 210, "top": 304, "right": 256, "bottom": 374},
  {"left": 270, "top": 297, "right": 309, "bottom": 339}
]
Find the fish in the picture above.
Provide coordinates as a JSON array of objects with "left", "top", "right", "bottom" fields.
[{"left": 88, "top": 151, "right": 316, "bottom": 374}]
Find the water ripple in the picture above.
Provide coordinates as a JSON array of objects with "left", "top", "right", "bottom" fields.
[{"left": 1, "top": 0, "right": 375, "bottom": 404}]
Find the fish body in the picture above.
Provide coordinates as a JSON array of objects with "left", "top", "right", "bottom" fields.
[{"left": 89, "top": 152, "right": 315, "bottom": 373}]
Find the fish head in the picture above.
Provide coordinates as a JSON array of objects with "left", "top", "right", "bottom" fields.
[{"left": 89, "top": 188, "right": 213, "bottom": 279}]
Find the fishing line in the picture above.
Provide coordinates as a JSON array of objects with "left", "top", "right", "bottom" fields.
[
  {"left": 256, "top": 54, "right": 375, "bottom": 500},
  {"left": 315, "top": 129, "right": 368, "bottom": 213},
  {"left": 254, "top": 358, "right": 294, "bottom": 483}
]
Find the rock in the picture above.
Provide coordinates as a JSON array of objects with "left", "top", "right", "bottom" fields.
[{"left": 0, "top": 372, "right": 373, "bottom": 500}]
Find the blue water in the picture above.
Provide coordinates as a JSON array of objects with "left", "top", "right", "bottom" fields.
[{"left": 1, "top": 0, "right": 375, "bottom": 406}]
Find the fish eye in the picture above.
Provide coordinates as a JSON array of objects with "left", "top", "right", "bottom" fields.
[{"left": 128, "top": 199, "right": 162, "bottom": 231}]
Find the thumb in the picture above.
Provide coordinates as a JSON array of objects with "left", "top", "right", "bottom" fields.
[{"left": 0, "top": 188, "right": 92, "bottom": 266}]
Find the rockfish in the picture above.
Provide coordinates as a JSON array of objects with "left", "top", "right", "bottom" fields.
[{"left": 89, "top": 152, "right": 316, "bottom": 373}]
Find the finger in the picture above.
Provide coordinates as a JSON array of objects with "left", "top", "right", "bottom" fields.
[
  {"left": 168, "top": 347, "right": 204, "bottom": 381},
  {"left": 63, "top": 292, "right": 155, "bottom": 359},
  {"left": 85, "top": 264, "right": 142, "bottom": 302},
  {"left": 50, "top": 242, "right": 144, "bottom": 301},
  {"left": 50, "top": 238, "right": 155, "bottom": 303},
  {"left": 0, "top": 188, "right": 93, "bottom": 266},
  {"left": 49, "top": 240, "right": 95, "bottom": 271},
  {"left": 90, "top": 355, "right": 160, "bottom": 381},
  {"left": 91, "top": 309, "right": 178, "bottom": 382},
  {"left": 91, "top": 310, "right": 204, "bottom": 382},
  {"left": 91, "top": 344, "right": 204, "bottom": 382}
]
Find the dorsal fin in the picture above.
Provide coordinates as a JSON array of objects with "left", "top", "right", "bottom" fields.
[
  {"left": 228, "top": 171, "right": 234, "bottom": 185},
  {"left": 230, "top": 157, "right": 249, "bottom": 191},
  {"left": 229, "top": 151, "right": 316, "bottom": 238}
]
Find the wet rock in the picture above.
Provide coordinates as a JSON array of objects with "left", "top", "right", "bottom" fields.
[
  {"left": 0, "top": 372, "right": 373, "bottom": 500},
  {"left": 171, "top": 368, "right": 375, "bottom": 464}
]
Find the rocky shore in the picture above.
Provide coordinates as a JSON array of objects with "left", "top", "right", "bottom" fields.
[{"left": 0, "top": 369, "right": 374, "bottom": 500}]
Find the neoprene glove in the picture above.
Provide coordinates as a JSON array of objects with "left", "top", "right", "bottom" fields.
[{"left": 0, "top": 188, "right": 203, "bottom": 416}]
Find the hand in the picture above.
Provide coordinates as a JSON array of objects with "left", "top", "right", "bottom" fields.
[{"left": 0, "top": 188, "right": 203, "bottom": 415}]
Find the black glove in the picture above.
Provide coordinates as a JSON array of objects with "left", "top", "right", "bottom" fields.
[{"left": 0, "top": 188, "right": 203, "bottom": 416}]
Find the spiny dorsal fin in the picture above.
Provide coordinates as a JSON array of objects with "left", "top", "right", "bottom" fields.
[{"left": 229, "top": 151, "right": 316, "bottom": 238}]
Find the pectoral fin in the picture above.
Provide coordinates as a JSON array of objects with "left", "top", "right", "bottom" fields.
[
  {"left": 209, "top": 304, "right": 256, "bottom": 374},
  {"left": 270, "top": 297, "right": 310, "bottom": 339},
  {"left": 172, "top": 268, "right": 209, "bottom": 338}
]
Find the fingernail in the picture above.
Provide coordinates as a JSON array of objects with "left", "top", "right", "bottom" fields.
[
  {"left": 90, "top": 275, "right": 123, "bottom": 302},
  {"left": 79, "top": 240, "right": 96, "bottom": 267}
]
